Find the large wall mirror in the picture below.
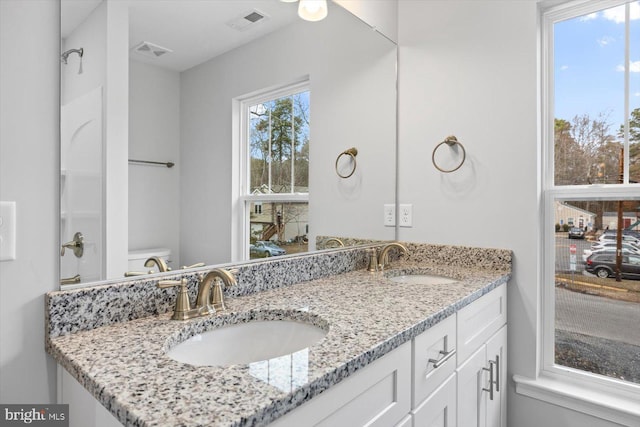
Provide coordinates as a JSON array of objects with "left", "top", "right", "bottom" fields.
[{"left": 60, "top": 0, "right": 397, "bottom": 288}]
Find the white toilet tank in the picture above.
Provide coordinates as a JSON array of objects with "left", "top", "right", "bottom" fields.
[{"left": 127, "top": 248, "right": 171, "bottom": 273}]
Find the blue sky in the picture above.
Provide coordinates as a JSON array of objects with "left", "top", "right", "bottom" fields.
[{"left": 555, "top": 1, "right": 640, "bottom": 134}]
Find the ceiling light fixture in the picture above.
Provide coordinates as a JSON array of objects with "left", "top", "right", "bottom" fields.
[
  {"left": 298, "top": 0, "right": 328, "bottom": 21},
  {"left": 281, "top": 0, "right": 328, "bottom": 22}
]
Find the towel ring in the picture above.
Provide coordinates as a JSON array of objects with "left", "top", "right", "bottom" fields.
[
  {"left": 432, "top": 135, "right": 466, "bottom": 173},
  {"left": 335, "top": 147, "right": 358, "bottom": 178}
]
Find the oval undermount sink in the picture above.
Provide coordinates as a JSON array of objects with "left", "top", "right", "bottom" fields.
[
  {"left": 388, "top": 274, "right": 459, "bottom": 285},
  {"left": 166, "top": 320, "right": 327, "bottom": 367}
]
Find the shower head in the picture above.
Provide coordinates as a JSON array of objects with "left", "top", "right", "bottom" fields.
[{"left": 61, "top": 47, "right": 84, "bottom": 74}]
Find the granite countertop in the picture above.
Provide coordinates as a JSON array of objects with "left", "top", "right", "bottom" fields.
[{"left": 47, "top": 258, "right": 510, "bottom": 427}]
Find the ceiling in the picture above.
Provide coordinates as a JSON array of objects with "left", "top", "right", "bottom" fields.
[{"left": 61, "top": 0, "right": 300, "bottom": 72}]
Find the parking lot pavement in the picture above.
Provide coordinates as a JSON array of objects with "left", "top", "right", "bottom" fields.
[{"left": 555, "top": 234, "right": 592, "bottom": 272}]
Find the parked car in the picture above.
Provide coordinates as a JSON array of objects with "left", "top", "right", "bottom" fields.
[
  {"left": 598, "top": 233, "right": 640, "bottom": 246},
  {"left": 583, "top": 240, "right": 640, "bottom": 262},
  {"left": 601, "top": 229, "right": 640, "bottom": 239},
  {"left": 585, "top": 253, "right": 640, "bottom": 280},
  {"left": 582, "top": 247, "right": 640, "bottom": 263},
  {"left": 249, "top": 241, "right": 286, "bottom": 257},
  {"left": 568, "top": 227, "right": 585, "bottom": 239}
]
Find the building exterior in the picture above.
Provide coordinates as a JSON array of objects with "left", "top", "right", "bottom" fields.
[{"left": 555, "top": 201, "right": 596, "bottom": 230}]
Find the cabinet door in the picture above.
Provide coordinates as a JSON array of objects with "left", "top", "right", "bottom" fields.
[
  {"left": 456, "top": 326, "right": 507, "bottom": 427},
  {"left": 485, "top": 326, "right": 507, "bottom": 427},
  {"left": 456, "top": 345, "right": 487, "bottom": 427},
  {"left": 412, "top": 373, "right": 457, "bottom": 427}
]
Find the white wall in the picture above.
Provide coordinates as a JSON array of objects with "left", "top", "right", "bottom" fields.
[
  {"left": 180, "top": 6, "right": 396, "bottom": 265},
  {"left": 0, "top": 0, "right": 59, "bottom": 403},
  {"left": 333, "top": 0, "right": 398, "bottom": 42},
  {"left": 398, "top": 1, "right": 619, "bottom": 426},
  {"left": 128, "top": 60, "right": 181, "bottom": 267}
]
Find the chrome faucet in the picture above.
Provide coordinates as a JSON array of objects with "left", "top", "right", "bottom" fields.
[
  {"left": 145, "top": 256, "right": 170, "bottom": 273},
  {"left": 198, "top": 268, "right": 237, "bottom": 311},
  {"left": 377, "top": 242, "right": 409, "bottom": 270}
]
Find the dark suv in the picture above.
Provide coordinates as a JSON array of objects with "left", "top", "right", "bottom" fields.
[
  {"left": 585, "top": 253, "right": 640, "bottom": 280},
  {"left": 568, "top": 227, "right": 585, "bottom": 239}
]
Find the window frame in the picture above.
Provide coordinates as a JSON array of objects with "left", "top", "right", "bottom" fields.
[
  {"left": 522, "top": 0, "right": 640, "bottom": 422},
  {"left": 232, "top": 80, "right": 310, "bottom": 261}
]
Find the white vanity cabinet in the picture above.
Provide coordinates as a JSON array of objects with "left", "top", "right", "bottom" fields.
[{"left": 456, "top": 285, "right": 508, "bottom": 427}]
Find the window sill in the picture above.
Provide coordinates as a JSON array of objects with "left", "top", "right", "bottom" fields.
[{"left": 513, "top": 374, "right": 640, "bottom": 425}]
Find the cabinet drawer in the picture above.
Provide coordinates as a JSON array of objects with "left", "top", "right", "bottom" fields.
[
  {"left": 413, "top": 314, "right": 457, "bottom": 407},
  {"left": 457, "top": 285, "right": 506, "bottom": 362},
  {"left": 271, "top": 341, "right": 411, "bottom": 427}
]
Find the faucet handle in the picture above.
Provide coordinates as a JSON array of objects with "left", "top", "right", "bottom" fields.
[
  {"left": 211, "top": 268, "right": 237, "bottom": 312},
  {"left": 182, "top": 262, "right": 205, "bottom": 269},
  {"left": 367, "top": 248, "right": 379, "bottom": 272},
  {"left": 124, "top": 270, "right": 153, "bottom": 277},
  {"left": 157, "top": 279, "right": 192, "bottom": 320},
  {"left": 211, "top": 279, "right": 227, "bottom": 312}
]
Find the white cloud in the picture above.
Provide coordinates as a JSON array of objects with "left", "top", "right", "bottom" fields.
[
  {"left": 597, "top": 36, "right": 615, "bottom": 46},
  {"left": 635, "top": 92, "right": 640, "bottom": 97},
  {"left": 560, "top": 65, "right": 569, "bottom": 71},
  {"left": 616, "top": 61, "right": 640, "bottom": 72},
  {"left": 603, "top": 2, "right": 640, "bottom": 23}
]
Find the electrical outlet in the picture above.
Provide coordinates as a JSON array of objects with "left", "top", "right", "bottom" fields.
[
  {"left": 383, "top": 204, "right": 395, "bottom": 226},
  {"left": 0, "top": 201, "right": 16, "bottom": 261},
  {"left": 399, "top": 204, "right": 412, "bottom": 227}
]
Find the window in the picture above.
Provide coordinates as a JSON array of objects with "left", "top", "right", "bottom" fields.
[
  {"left": 542, "top": 0, "right": 640, "bottom": 409},
  {"left": 236, "top": 82, "right": 310, "bottom": 260}
]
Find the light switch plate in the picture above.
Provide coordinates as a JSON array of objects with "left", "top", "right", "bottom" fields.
[{"left": 0, "top": 201, "right": 16, "bottom": 261}]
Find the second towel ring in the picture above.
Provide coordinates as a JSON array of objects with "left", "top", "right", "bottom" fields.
[
  {"left": 335, "top": 147, "right": 358, "bottom": 178},
  {"left": 432, "top": 135, "right": 466, "bottom": 173}
]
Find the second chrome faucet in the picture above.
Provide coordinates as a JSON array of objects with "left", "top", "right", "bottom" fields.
[{"left": 158, "top": 268, "right": 237, "bottom": 320}]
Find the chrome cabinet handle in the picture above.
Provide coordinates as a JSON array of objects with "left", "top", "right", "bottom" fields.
[
  {"left": 428, "top": 348, "right": 457, "bottom": 369},
  {"left": 483, "top": 355, "right": 500, "bottom": 400},
  {"left": 495, "top": 355, "right": 500, "bottom": 392},
  {"left": 427, "top": 336, "right": 456, "bottom": 370}
]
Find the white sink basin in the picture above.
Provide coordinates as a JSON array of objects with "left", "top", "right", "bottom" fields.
[
  {"left": 388, "top": 274, "right": 459, "bottom": 285},
  {"left": 166, "top": 320, "right": 327, "bottom": 367}
]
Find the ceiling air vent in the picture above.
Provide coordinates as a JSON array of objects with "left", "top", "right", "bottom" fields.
[
  {"left": 226, "top": 9, "right": 269, "bottom": 32},
  {"left": 131, "top": 41, "right": 173, "bottom": 59}
]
